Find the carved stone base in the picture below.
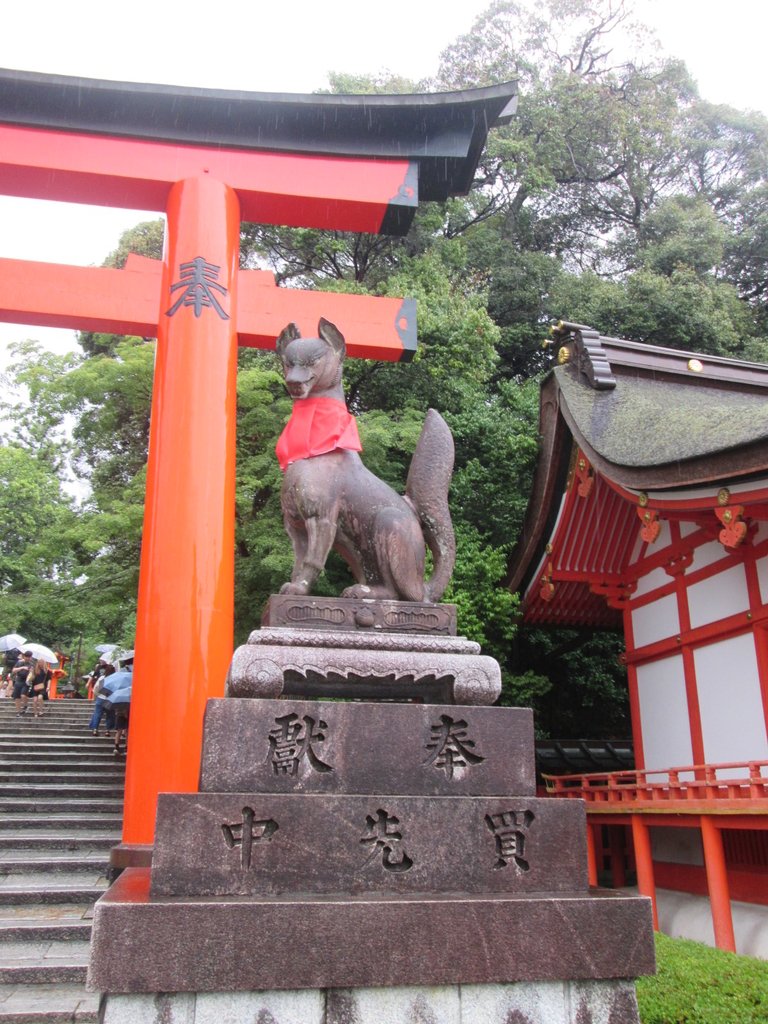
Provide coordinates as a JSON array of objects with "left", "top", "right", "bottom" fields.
[
  {"left": 88, "top": 869, "right": 654, "bottom": 993},
  {"left": 99, "top": 980, "right": 642, "bottom": 1024},
  {"left": 228, "top": 628, "right": 500, "bottom": 704},
  {"left": 262, "top": 594, "right": 457, "bottom": 635}
]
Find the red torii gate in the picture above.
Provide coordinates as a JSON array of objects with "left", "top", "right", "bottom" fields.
[{"left": 0, "top": 69, "right": 516, "bottom": 861}]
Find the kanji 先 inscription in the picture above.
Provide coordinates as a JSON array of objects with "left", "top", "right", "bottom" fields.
[
  {"left": 360, "top": 808, "right": 413, "bottom": 873},
  {"left": 423, "top": 714, "right": 485, "bottom": 779},
  {"left": 221, "top": 807, "right": 278, "bottom": 869},
  {"left": 266, "top": 712, "right": 334, "bottom": 776}
]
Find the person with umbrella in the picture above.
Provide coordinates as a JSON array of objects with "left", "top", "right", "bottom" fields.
[
  {"left": 0, "top": 634, "right": 26, "bottom": 691},
  {"left": 102, "top": 667, "right": 132, "bottom": 757},
  {"left": 10, "top": 651, "right": 32, "bottom": 716},
  {"left": 27, "top": 656, "right": 50, "bottom": 718},
  {"left": 88, "top": 663, "right": 116, "bottom": 735}
]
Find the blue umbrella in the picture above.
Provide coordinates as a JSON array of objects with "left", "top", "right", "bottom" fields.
[
  {"left": 106, "top": 686, "right": 131, "bottom": 705},
  {"left": 100, "top": 670, "right": 132, "bottom": 697}
]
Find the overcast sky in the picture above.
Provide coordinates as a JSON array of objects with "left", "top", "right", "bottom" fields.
[{"left": 1, "top": 0, "right": 767, "bottom": 363}]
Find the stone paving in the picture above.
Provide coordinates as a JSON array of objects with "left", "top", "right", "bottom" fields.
[{"left": 0, "top": 699, "right": 124, "bottom": 1023}]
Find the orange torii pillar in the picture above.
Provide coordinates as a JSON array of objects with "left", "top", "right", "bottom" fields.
[{"left": 123, "top": 176, "right": 240, "bottom": 856}]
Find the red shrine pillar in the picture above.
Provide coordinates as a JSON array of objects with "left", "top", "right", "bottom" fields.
[
  {"left": 121, "top": 176, "right": 240, "bottom": 852},
  {"left": 700, "top": 817, "right": 736, "bottom": 952},
  {"left": 631, "top": 815, "right": 658, "bottom": 930}
]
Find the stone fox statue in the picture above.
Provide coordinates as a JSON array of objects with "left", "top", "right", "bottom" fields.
[{"left": 275, "top": 318, "right": 456, "bottom": 603}]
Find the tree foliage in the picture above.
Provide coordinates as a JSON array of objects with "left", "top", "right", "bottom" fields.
[{"left": 4, "top": 0, "right": 768, "bottom": 732}]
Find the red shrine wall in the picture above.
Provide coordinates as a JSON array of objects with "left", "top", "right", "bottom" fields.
[
  {"left": 622, "top": 508, "right": 768, "bottom": 774},
  {"left": 621, "top": 506, "right": 768, "bottom": 906}
]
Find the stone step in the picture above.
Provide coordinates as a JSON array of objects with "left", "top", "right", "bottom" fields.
[
  {"left": 0, "top": 799, "right": 123, "bottom": 814},
  {"left": 0, "top": 835, "right": 118, "bottom": 850},
  {"left": 0, "top": 755, "right": 115, "bottom": 765},
  {"left": 0, "top": 698, "right": 120, "bottom": 1017},
  {"left": 0, "top": 906, "right": 94, "bottom": 925},
  {"left": 0, "top": 891, "right": 105, "bottom": 908},
  {"left": 0, "top": 877, "right": 107, "bottom": 906},
  {"left": 0, "top": 770, "right": 124, "bottom": 782},
  {"left": 0, "top": 959, "right": 88, "bottom": 987},
  {"left": 0, "top": 981, "right": 99, "bottom": 1023},
  {"left": 0, "top": 713, "right": 91, "bottom": 720},
  {"left": 0, "top": 749, "right": 115, "bottom": 765},
  {"left": 0, "top": 785, "right": 124, "bottom": 799},
  {"left": 0, "top": 815, "right": 122, "bottom": 831},
  {"left": 0, "top": 742, "right": 115, "bottom": 755},
  {"left": 0, "top": 918, "right": 91, "bottom": 942},
  {"left": 0, "top": 855, "right": 110, "bottom": 875},
  {"left": 0, "top": 754, "right": 121, "bottom": 767},
  {"left": 0, "top": 730, "right": 108, "bottom": 738}
]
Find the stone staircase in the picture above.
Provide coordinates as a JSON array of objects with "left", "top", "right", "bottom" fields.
[{"left": 0, "top": 698, "right": 124, "bottom": 1023}]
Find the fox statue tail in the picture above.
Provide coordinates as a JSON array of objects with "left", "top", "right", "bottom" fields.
[{"left": 405, "top": 408, "right": 456, "bottom": 603}]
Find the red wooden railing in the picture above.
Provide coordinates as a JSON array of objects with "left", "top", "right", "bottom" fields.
[{"left": 543, "top": 760, "right": 768, "bottom": 804}]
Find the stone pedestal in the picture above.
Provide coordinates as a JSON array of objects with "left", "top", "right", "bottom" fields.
[{"left": 89, "top": 615, "right": 655, "bottom": 1023}]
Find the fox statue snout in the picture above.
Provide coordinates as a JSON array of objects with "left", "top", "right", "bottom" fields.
[{"left": 275, "top": 318, "right": 456, "bottom": 603}]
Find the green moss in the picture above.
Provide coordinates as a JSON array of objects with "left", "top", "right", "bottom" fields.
[
  {"left": 557, "top": 367, "right": 768, "bottom": 468},
  {"left": 637, "top": 933, "right": 768, "bottom": 1024}
]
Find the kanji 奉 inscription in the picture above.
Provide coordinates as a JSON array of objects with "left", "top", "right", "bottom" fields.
[{"left": 166, "top": 257, "right": 230, "bottom": 320}]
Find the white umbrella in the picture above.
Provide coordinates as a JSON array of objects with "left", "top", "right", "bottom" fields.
[
  {"left": 23, "top": 643, "right": 59, "bottom": 665},
  {"left": 0, "top": 634, "right": 26, "bottom": 652},
  {"left": 111, "top": 649, "right": 135, "bottom": 667},
  {"left": 95, "top": 643, "right": 117, "bottom": 655}
]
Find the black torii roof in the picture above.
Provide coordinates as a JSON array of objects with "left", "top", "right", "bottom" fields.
[{"left": 0, "top": 68, "right": 517, "bottom": 203}]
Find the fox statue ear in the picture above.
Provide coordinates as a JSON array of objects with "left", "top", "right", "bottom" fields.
[
  {"left": 276, "top": 323, "right": 301, "bottom": 360},
  {"left": 318, "top": 318, "right": 346, "bottom": 360}
]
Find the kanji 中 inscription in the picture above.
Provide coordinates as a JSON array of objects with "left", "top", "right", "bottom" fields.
[
  {"left": 166, "top": 257, "right": 230, "bottom": 319},
  {"left": 360, "top": 808, "right": 413, "bottom": 873},
  {"left": 485, "top": 809, "right": 534, "bottom": 871},
  {"left": 266, "top": 712, "right": 334, "bottom": 776},
  {"left": 424, "top": 714, "right": 485, "bottom": 779},
  {"left": 221, "top": 806, "right": 278, "bottom": 869}
]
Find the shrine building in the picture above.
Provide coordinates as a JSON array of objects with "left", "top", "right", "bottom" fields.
[{"left": 508, "top": 321, "right": 768, "bottom": 957}]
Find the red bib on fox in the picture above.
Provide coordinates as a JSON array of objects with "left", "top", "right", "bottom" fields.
[{"left": 276, "top": 397, "right": 362, "bottom": 471}]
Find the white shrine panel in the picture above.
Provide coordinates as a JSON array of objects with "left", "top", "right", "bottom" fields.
[
  {"left": 627, "top": 532, "right": 645, "bottom": 567},
  {"left": 754, "top": 521, "right": 768, "bottom": 545},
  {"left": 655, "top": 521, "right": 672, "bottom": 550},
  {"left": 757, "top": 554, "right": 768, "bottom": 605},
  {"left": 636, "top": 655, "right": 693, "bottom": 773},
  {"left": 694, "top": 634, "right": 768, "bottom": 772},
  {"left": 633, "top": 566, "right": 670, "bottom": 598},
  {"left": 679, "top": 522, "right": 698, "bottom": 539},
  {"left": 631, "top": 593, "right": 679, "bottom": 648},
  {"left": 687, "top": 564, "right": 749, "bottom": 630},
  {"left": 690, "top": 539, "right": 727, "bottom": 572}
]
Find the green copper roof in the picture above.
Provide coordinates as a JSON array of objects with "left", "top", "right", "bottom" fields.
[{"left": 557, "top": 365, "right": 768, "bottom": 469}]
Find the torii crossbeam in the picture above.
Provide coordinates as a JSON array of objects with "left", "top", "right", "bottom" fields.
[{"left": 0, "top": 69, "right": 516, "bottom": 859}]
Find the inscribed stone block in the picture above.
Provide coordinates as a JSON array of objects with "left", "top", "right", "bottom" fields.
[
  {"left": 200, "top": 699, "right": 535, "bottom": 797},
  {"left": 151, "top": 793, "right": 586, "bottom": 897}
]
